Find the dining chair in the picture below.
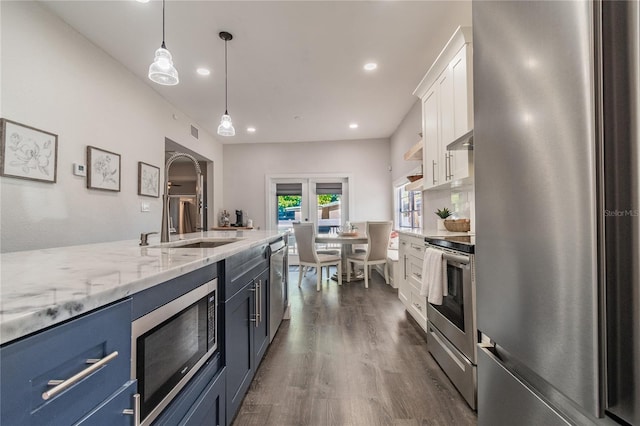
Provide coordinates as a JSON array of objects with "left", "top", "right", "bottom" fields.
[
  {"left": 346, "top": 221, "right": 393, "bottom": 288},
  {"left": 293, "top": 223, "right": 342, "bottom": 291},
  {"left": 350, "top": 222, "right": 367, "bottom": 255}
]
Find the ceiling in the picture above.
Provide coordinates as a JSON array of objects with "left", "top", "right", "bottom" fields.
[{"left": 41, "top": 1, "right": 472, "bottom": 145}]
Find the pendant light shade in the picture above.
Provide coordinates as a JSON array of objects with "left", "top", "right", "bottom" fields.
[
  {"left": 148, "top": 0, "right": 179, "bottom": 86},
  {"left": 217, "top": 113, "right": 235, "bottom": 136},
  {"left": 217, "top": 31, "right": 235, "bottom": 137}
]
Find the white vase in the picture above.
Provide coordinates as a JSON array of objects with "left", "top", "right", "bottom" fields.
[{"left": 437, "top": 218, "right": 447, "bottom": 231}]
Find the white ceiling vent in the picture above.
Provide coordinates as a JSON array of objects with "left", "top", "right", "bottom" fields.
[{"left": 190, "top": 125, "right": 199, "bottom": 139}]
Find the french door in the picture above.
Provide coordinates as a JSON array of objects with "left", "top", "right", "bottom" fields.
[
  {"left": 267, "top": 176, "right": 351, "bottom": 232},
  {"left": 267, "top": 175, "right": 352, "bottom": 261}
]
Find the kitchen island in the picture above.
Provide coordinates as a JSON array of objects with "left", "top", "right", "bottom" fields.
[
  {"left": 0, "top": 229, "right": 286, "bottom": 426},
  {"left": 0, "top": 230, "right": 284, "bottom": 345}
]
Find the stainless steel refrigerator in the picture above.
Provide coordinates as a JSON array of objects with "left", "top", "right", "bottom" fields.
[{"left": 474, "top": 1, "right": 639, "bottom": 425}]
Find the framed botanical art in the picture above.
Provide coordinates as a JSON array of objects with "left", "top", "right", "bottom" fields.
[
  {"left": 87, "top": 146, "right": 121, "bottom": 192},
  {"left": 138, "top": 161, "right": 160, "bottom": 198},
  {"left": 0, "top": 118, "right": 58, "bottom": 183}
]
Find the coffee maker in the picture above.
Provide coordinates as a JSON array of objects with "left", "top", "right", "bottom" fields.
[{"left": 233, "top": 210, "right": 244, "bottom": 227}]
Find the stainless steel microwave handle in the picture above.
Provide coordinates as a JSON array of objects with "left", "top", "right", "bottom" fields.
[
  {"left": 42, "top": 351, "right": 119, "bottom": 400},
  {"left": 123, "top": 393, "right": 141, "bottom": 426}
]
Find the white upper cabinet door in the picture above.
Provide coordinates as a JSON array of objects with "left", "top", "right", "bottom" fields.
[
  {"left": 451, "top": 44, "right": 473, "bottom": 138},
  {"left": 437, "top": 68, "right": 455, "bottom": 183},
  {"left": 422, "top": 87, "right": 440, "bottom": 189}
]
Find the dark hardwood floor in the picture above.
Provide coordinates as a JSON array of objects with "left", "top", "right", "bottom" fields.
[{"left": 232, "top": 266, "right": 478, "bottom": 426}]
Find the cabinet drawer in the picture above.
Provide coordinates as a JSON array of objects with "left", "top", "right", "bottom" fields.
[
  {"left": 407, "top": 258, "right": 424, "bottom": 292},
  {"left": 0, "top": 299, "right": 132, "bottom": 426},
  {"left": 408, "top": 290, "right": 428, "bottom": 330},
  {"left": 74, "top": 380, "right": 137, "bottom": 426},
  {"left": 407, "top": 241, "right": 425, "bottom": 258}
]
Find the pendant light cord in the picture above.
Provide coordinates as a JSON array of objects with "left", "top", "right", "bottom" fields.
[
  {"left": 161, "top": 0, "right": 166, "bottom": 49},
  {"left": 224, "top": 38, "right": 229, "bottom": 115}
]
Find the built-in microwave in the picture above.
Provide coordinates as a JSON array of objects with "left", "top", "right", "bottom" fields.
[{"left": 131, "top": 278, "right": 218, "bottom": 426}]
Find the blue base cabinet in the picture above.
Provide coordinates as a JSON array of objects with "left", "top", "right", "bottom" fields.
[
  {"left": 180, "top": 367, "right": 226, "bottom": 426},
  {"left": 152, "top": 355, "right": 225, "bottom": 426},
  {"left": 0, "top": 299, "right": 134, "bottom": 426},
  {"left": 222, "top": 244, "right": 270, "bottom": 424},
  {"left": 75, "top": 380, "right": 138, "bottom": 425}
]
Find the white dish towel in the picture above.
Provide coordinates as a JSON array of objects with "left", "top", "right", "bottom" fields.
[{"left": 420, "top": 247, "right": 448, "bottom": 305}]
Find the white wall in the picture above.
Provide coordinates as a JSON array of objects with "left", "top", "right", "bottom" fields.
[
  {"left": 223, "top": 139, "right": 392, "bottom": 229},
  {"left": 0, "top": 2, "right": 224, "bottom": 252},
  {"left": 390, "top": 100, "right": 422, "bottom": 183}
]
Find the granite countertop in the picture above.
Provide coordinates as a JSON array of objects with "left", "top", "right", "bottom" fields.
[{"left": 0, "top": 230, "right": 285, "bottom": 345}]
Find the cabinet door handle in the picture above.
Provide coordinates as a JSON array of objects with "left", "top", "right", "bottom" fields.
[
  {"left": 123, "top": 393, "right": 141, "bottom": 426},
  {"left": 403, "top": 255, "right": 408, "bottom": 280},
  {"left": 448, "top": 152, "right": 453, "bottom": 179},
  {"left": 250, "top": 284, "right": 259, "bottom": 326},
  {"left": 257, "top": 280, "right": 262, "bottom": 325},
  {"left": 415, "top": 272, "right": 422, "bottom": 279},
  {"left": 432, "top": 160, "right": 437, "bottom": 184},
  {"left": 42, "top": 351, "right": 119, "bottom": 400}
]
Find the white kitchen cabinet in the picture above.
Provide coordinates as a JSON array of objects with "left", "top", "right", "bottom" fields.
[
  {"left": 415, "top": 27, "right": 473, "bottom": 190},
  {"left": 397, "top": 232, "right": 428, "bottom": 331},
  {"left": 422, "top": 86, "right": 440, "bottom": 189}
]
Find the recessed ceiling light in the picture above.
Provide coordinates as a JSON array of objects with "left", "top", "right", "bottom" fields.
[
  {"left": 363, "top": 63, "right": 377, "bottom": 71},
  {"left": 136, "top": 0, "right": 150, "bottom": 3},
  {"left": 247, "top": 127, "right": 256, "bottom": 133},
  {"left": 196, "top": 68, "right": 210, "bottom": 76},
  {"left": 349, "top": 123, "right": 359, "bottom": 129}
]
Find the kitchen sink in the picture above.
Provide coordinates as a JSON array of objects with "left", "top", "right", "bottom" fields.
[{"left": 150, "top": 238, "right": 245, "bottom": 249}]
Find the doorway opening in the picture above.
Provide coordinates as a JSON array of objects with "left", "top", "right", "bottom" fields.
[{"left": 164, "top": 138, "right": 212, "bottom": 234}]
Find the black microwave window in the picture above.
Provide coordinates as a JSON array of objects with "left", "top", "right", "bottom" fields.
[{"left": 137, "top": 298, "right": 207, "bottom": 419}]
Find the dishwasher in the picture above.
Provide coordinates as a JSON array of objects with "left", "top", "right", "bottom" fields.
[{"left": 269, "top": 237, "right": 288, "bottom": 342}]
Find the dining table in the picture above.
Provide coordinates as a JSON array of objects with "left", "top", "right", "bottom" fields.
[{"left": 315, "top": 232, "right": 368, "bottom": 281}]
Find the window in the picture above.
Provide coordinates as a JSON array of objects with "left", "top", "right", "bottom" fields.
[
  {"left": 315, "top": 182, "right": 342, "bottom": 234},
  {"left": 397, "top": 184, "right": 422, "bottom": 229}
]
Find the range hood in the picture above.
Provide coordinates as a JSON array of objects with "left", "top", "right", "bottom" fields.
[{"left": 446, "top": 129, "right": 473, "bottom": 150}]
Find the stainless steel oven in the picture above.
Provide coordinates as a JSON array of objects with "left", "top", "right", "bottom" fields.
[
  {"left": 131, "top": 278, "right": 218, "bottom": 426},
  {"left": 424, "top": 236, "right": 477, "bottom": 409}
]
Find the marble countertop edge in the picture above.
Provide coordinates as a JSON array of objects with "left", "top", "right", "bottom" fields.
[{"left": 0, "top": 230, "right": 286, "bottom": 345}]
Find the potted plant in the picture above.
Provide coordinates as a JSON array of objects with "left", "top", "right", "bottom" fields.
[{"left": 435, "top": 207, "right": 452, "bottom": 231}]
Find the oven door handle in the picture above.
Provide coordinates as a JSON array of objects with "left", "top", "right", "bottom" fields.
[{"left": 442, "top": 252, "right": 470, "bottom": 265}]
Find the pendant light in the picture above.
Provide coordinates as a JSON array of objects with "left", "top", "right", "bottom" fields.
[
  {"left": 148, "top": 0, "right": 179, "bottom": 85},
  {"left": 217, "top": 31, "right": 235, "bottom": 137}
]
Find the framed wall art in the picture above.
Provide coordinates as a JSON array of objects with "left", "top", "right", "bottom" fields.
[
  {"left": 0, "top": 118, "right": 58, "bottom": 183},
  {"left": 138, "top": 161, "right": 160, "bottom": 197},
  {"left": 87, "top": 146, "right": 121, "bottom": 192}
]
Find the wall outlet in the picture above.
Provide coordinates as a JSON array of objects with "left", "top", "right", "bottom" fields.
[
  {"left": 141, "top": 202, "right": 150, "bottom": 212},
  {"left": 73, "top": 163, "right": 86, "bottom": 176}
]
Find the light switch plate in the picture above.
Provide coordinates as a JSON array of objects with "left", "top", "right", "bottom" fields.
[
  {"left": 73, "top": 163, "right": 86, "bottom": 176},
  {"left": 141, "top": 202, "right": 150, "bottom": 212}
]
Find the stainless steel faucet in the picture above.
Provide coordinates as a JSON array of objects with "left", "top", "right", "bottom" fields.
[{"left": 161, "top": 152, "right": 203, "bottom": 243}]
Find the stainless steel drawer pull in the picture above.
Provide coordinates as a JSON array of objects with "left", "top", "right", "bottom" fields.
[
  {"left": 42, "top": 351, "right": 119, "bottom": 400},
  {"left": 123, "top": 393, "right": 141, "bottom": 426}
]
